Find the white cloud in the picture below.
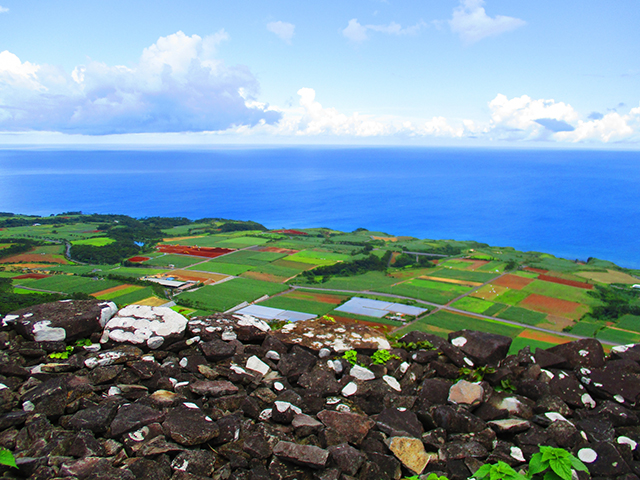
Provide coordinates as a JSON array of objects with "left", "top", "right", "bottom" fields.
[
  {"left": 0, "top": 6, "right": 8, "bottom": 13},
  {"left": 266, "top": 21, "right": 295, "bottom": 44},
  {"left": 450, "top": 0, "right": 526, "bottom": 44},
  {"left": 0, "top": 31, "right": 280, "bottom": 134},
  {"left": 343, "top": 18, "right": 425, "bottom": 43}
]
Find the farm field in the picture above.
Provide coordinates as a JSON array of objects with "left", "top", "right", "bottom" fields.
[
  {"left": 311, "top": 271, "right": 397, "bottom": 292},
  {"left": 509, "top": 329, "right": 571, "bottom": 354},
  {"left": 451, "top": 296, "right": 495, "bottom": 314},
  {"left": 104, "top": 267, "right": 169, "bottom": 277},
  {"left": 208, "top": 250, "right": 280, "bottom": 266},
  {"left": 143, "top": 254, "right": 202, "bottom": 269},
  {"left": 95, "top": 285, "right": 144, "bottom": 300},
  {"left": 15, "top": 275, "right": 120, "bottom": 294},
  {"left": 596, "top": 327, "right": 640, "bottom": 345},
  {"left": 259, "top": 293, "right": 339, "bottom": 316},
  {"left": 106, "top": 287, "right": 156, "bottom": 306},
  {"left": 1, "top": 244, "right": 69, "bottom": 264},
  {"left": 396, "top": 310, "right": 525, "bottom": 339},
  {"left": 283, "top": 250, "right": 350, "bottom": 266},
  {"left": 240, "top": 271, "right": 288, "bottom": 284},
  {"left": 213, "top": 236, "right": 271, "bottom": 249},
  {"left": 188, "top": 261, "right": 251, "bottom": 276},
  {"left": 470, "top": 284, "right": 509, "bottom": 301},
  {"left": 616, "top": 314, "right": 640, "bottom": 333},
  {"left": 521, "top": 280, "right": 599, "bottom": 305},
  {"left": 493, "top": 274, "right": 535, "bottom": 289},
  {"left": 151, "top": 269, "right": 228, "bottom": 285},
  {"left": 382, "top": 278, "right": 470, "bottom": 305},
  {"left": 576, "top": 269, "right": 640, "bottom": 284},
  {"left": 178, "top": 278, "right": 288, "bottom": 312},
  {"left": 71, "top": 237, "right": 115, "bottom": 246},
  {"left": 497, "top": 306, "right": 547, "bottom": 326},
  {"left": 247, "top": 263, "right": 304, "bottom": 280},
  {"left": 427, "top": 267, "right": 498, "bottom": 283},
  {"left": 519, "top": 293, "right": 589, "bottom": 320}
]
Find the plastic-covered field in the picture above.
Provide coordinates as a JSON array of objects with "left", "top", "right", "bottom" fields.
[
  {"left": 335, "top": 297, "right": 427, "bottom": 318},
  {"left": 235, "top": 304, "right": 316, "bottom": 322}
]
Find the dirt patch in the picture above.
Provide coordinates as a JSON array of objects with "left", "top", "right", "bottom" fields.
[
  {"left": 135, "top": 297, "right": 168, "bottom": 307},
  {"left": 538, "top": 274, "right": 594, "bottom": 290},
  {"left": 162, "top": 235, "right": 205, "bottom": 242},
  {"left": 158, "top": 270, "right": 227, "bottom": 284},
  {"left": 517, "top": 329, "right": 570, "bottom": 345},
  {"left": 540, "top": 315, "right": 575, "bottom": 332},
  {"left": 372, "top": 236, "right": 398, "bottom": 242},
  {"left": 460, "top": 259, "right": 490, "bottom": 270},
  {"left": 524, "top": 267, "right": 548, "bottom": 274},
  {"left": 257, "top": 247, "right": 299, "bottom": 255},
  {"left": 330, "top": 315, "right": 395, "bottom": 334},
  {"left": 12, "top": 273, "right": 50, "bottom": 280},
  {"left": 272, "top": 229, "right": 308, "bottom": 236},
  {"left": 419, "top": 275, "right": 483, "bottom": 287},
  {"left": 240, "top": 271, "right": 287, "bottom": 284},
  {"left": 471, "top": 284, "right": 508, "bottom": 301},
  {"left": 286, "top": 291, "right": 347, "bottom": 304},
  {"left": 128, "top": 256, "right": 151, "bottom": 263},
  {"left": 520, "top": 294, "right": 583, "bottom": 317},
  {"left": 91, "top": 284, "right": 135, "bottom": 298},
  {"left": 576, "top": 269, "right": 640, "bottom": 285},
  {"left": 0, "top": 253, "right": 69, "bottom": 264},
  {"left": 493, "top": 274, "right": 534, "bottom": 290},
  {"left": 157, "top": 244, "right": 235, "bottom": 258}
]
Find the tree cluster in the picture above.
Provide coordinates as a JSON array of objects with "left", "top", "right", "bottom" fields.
[{"left": 302, "top": 251, "right": 392, "bottom": 281}]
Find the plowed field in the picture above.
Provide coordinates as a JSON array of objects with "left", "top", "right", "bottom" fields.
[
  {"left": 128, "top": 256, "right": 150, "bottom": 262},
  {"left": 241, "top": 271, "right": 287, "bottom": 283},
  {"left": 12, "top": 273, "right": 50, "bottom": 280},
  {"left": 460, "top": 259, "right": 490, "bottom": 270},
  {"left": 538, "top": 274, "right": 593, "bottom": 290},
  {"left": 257, "top": 247, "right": 299, "bottom": 255},
  {"left": 419, "top": 275, "right": 483, "bottom": 287},
  {"left": 517, "top": 329, "right": 570, "bottom": 344},
  {"left": 287, "top": 291, "right": 347, "bottom": 304},
  {"left": 493, "top": 274, "right": 534, "bottom": 290},
  {"left": 330, "top": 315, "right": 394, "bottom": 334},
  {"left": 524, "top": 267, "right": 548, "bottom": 274},
  {"left": 92, "top": 284, "right": 134, "bottom": 297},
  {"left": 0, "top": 253, "right": 68, "bottom": 264},
  {"left": 520, "top": 294, "right": 584, "bottom": 317}
]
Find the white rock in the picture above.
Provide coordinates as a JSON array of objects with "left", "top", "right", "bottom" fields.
[
  {"left": 463, "top": 357, "right": 474, "bottom": 366},
  {"left": 383, "top": 375, "right": 402, "bottom": 392},
  {"left": 510, "top": 446, "right": 525, "bottom": 462},
  {"left": 342, "top": 382, "right": 358, "bottom": 397},
  {"left": 179, "top": 358, "right": 188, "bottom": 368},
  {"left": 326, "top": 397, "right": 340, "bottom": 405},
  {"left": 274, "top": 382, "right": 285, "bottom": 391},
  {"left": 612, "top": 344, "right": 631, "bottom": 353},
  {"left": 0, "top": 384, "right": 6, "bottom": 390},
  {"left": 275, "top": 401, "right": 302, "bottom": 414},
  {"left": 246, "top": 356, "right": 270, "bottom": 376},
  {"left": 336, "top": 404, "right": 351, "bottom": 412},
  {"left": 129, "top": 426, "right": 149, "bottom": 442},
  {"left": 350, "top": 365, "right": 375, "bottom": 381},
  {"left": 107, "top": 386, "right": 121, "bottom": 396},
  {"left": 545, "top": 412, "right": 572, "bottom": 424},
  {"left": 618, "top": 436, "right": 638, "bottom": 450},
  {"left": 318, "top": 348, "right": 331, "bottom": 358},
  {"left": 183, "top": 402, "right": 200, "bottom": 409},
  {"left": 32, "top": 320, "right": 66, "bottom": 342},
  {"left": 22, "top": 401, "right": 35, "bottom": 412},
  {"left": 331, "top": 359, "right": 343, "bottom": 374},
  {"left": 540, "top": 369, "right": 554, "bottom": 381},
  {"left": 83, "top": 343, "right": 101, "bottom": 352},
  {"left": 221, "top": 329, "right": 237, "bottom": 341},
  {"left": 578, "top": 448, "right": 598, "bottom": 463},
  {"left": 400, "top": 362, "right": 410, "bottom": 374},
  {"left": 234, "top": 314, "right": 271, "bottom": 332},
  {"left": 615, "top": 394, "right": 625, "bottom": 403},
  {"left": 174, "top": 381, "right": 189, "bottom": 388},
  {"left": 580, "top": 368, "right": 591, "bottom": 376},
  {"left": 147, "top": 336, "right": 164, "bottom": 349},
  {"left": 266, "top": 350, "right": 281, "bottom": 361},
  {"left": 259, "top": 408, "right": 273, "bottom": 420},
  {"left": 451, "top": 336, "right": 467, "bottom": 347},
  {"left": 582, "top": 393, "right": 596, "bottom": 409},
  {"left": 579, "top": 349, "right": 589, "bottom": 357},
  {"left": 185, "top": 336, "right": 199, "bottom": 346},
  {"left": 98, "top": 301, "right": 118, "bottom": 327},
  {"left": 230, "top": 365, "right": 247, "bottom": 375}
]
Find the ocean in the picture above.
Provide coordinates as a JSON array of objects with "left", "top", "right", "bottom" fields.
[{"left": 1, "top": 147, "right": 639, "bottom": 268}]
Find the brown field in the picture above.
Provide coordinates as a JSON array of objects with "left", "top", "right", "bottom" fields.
[
  {"left": 372, "top": 236, "right": 398, "bottom": 242},
  {"left": 12, "top": 273, "right": 50, "bottom": 280},
  {"left": 493, "top": 274, "right": 534, "bottom": 290},
  {"left": 286, "top": 291, "right": 348, "bottom": 304},
  {"left": 538, "top": 274, "right": 593, "bottom": 290},
  {"left": 3, "top": 263, "right": 52, "bottom": 269},
  {"left": 517, "top": 329, "right": 570, "bottom": 345},
  {"left": 538, "top": 314, "right": 575, "bottom": 332},
  {"left": 390, "top": 267, "right": 440, "bottom": 279},
  {"left": 520, "top": 294, "right": 586, "bottom": 319},
  {"left": 419, "top": 275, "right": 483, "bottom": 287},
  {"left": 470, "top": 284, "right": 509, "bottom": 301},
  {"left": 91, "top": 284, "right": 134, "bottom": 297},
  {"left": 524, "top": 267, "right": 549, "bottom": 274},
  {"left": 128, "top": 256, "right": 151, "bottom": 262},
  {"left": 257, "top": 247, "right": 299, "bottom": 255},
  {"left": 459, "top": 259, "right": 490, "bottom": 270},
  {"left": 135, "top": 297, "right": 167, "bottom": 307},
  {"left": 241, "top": 271, "right": 288, "bottom": 283},
  {"left": 330, "top": 315, "right": 395, "bottom": 334},
  {"left": 165, "top": 270, "right": 227, "bottom": 284},
  {"left": 576, "top": 269, "right": 640, "bottom": 285},
  {"left": 162, "top": 235, "right": 205, "bottom": 242},
  {"left": 0, "top": 253, "right": 69, "bottom": 264}
]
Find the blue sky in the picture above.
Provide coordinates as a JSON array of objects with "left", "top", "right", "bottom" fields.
[{"left": 0, "top": 0, "right": 639, "bottom": 146}]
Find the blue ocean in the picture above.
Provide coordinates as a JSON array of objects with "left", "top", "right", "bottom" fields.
[{"left": 1, "top": 147, "right": 639, "bottom": 268}]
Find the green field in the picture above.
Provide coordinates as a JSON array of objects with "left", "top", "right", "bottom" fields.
[
  {"left": 568, "top": 320, "right": 603, "bottom": 337},
  {"left": 108, "top": 287, "right": 156, "bottom": 306},
  {"left": 616, "top": 314, "right": 640, "bottom": 333},
  {"left": 71, "top": 237, "right": 116, "bottom": 247},
  {"left": 397, "top": 310, "right": 524, "bottom": 338},
  {"left": 493, "top": 289, "right": 530, "bottom": 305},
  {"left": 451, "top": 296, "right": 495, "bottom": 314},
  {"left": 476, "top": 261, "right": 507, "bottom": 273},
  {"left": 259, "top": 296, "right": 333, "bottom": 315},
  {"left": 522, "top": 280, "right": 598, "bottom": 305},
  {"left": 382, "top": 280, "right": 466, "bottom": 305},
  {"left": 308, "top": 271, "right": 397, "bottom": 292},
  {"left": 187, "top": 261, "right": 252, "bottom": 275},
  {"left": 95, "top": 285, "right": 144, "bottom": 300},
  {"left": 15, "top": 275, "right": 119, "bottom": 294},
  {"left": 213, "top": 236, "right": 270, "bottom": 248},
  {"left": 596, "top": 327, "right": 640, "bottom": 345},
  {"left": 508, "top": 336, "right": 557, "bottom": 355},
  {"left": 178, "top": 278, "right": 288, "bottom": 312},
  {"left": 104, "top": 267, "right": 169, "bottom": 277},
  {"left": 498, "top": 306, "right": 547, "bottom": 326},
  {"left": 163, "top": 235, "right": 231, "bottom": 247},
  {"left": 47, "top": 264, "right": 116, "bottom": 275},
  {"left": 283, "top": 250, "right": 350, "bottom": 266},
  {"left": 428, "top": 268, "right": 498, "bottom": 283},
  {"left": 13, "top": 288, "right": 49, "bottom": 295},
  {"left": 209, "top": 250, "right": 280, "bottom": 266},
  {"left": 143, "top": 254, "right": 201, "bottom": 268},
  {"left": 482, "top": 302, "right": 508, "bottom": 316},
  {"left": 247, "top": 263, "right": 303, "bottom": 278}
]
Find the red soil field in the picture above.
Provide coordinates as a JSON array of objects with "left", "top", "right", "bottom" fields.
[
  {"left": 538, "top": 274, "right": 593, "bottom": 290},
  {"left": 493, "top": 274, "right": 534, "bottom": 290},
  {"left": 524, "top": 267, "right": 548, "bottom": 274},
  {"left": 0, "top": 254, "right": 69, "bottom": 264},
  {"left": 241, "top": 271, "right": 287, "bottom": 283},
  {"left": 257, "top": 247, "right": 299, "bottom": 255},
  {"left": 272, "top": 229, "right": 308, "bottom": 236},
  {"left": 460, "top": 259, "right": 490, "bottom": 269},
  {"left": 12, "top": 273, "right": 50, "bottom": 280},
  {"left": 82, "top": 230, "right": 101, "bottom": 233},
  {"left": 157, "top": 244, "right": 234, "bottom": 258},
  {"left": 517, "top": 329, "right": 570, "bottom": 345},
  {"left": 330, "top": 315, "right": 394, "bottom": 334},
  {"left": 521, "top": 293, "right": 582, "bottom": 316},
  {"left": 128, "top": 256, "right": 150, "bottom": 263},
  {"left": 287, "top": 291, "right": 347, "bottom": 304},
  {"left": 91, "top": 284, "right": 135, "bottom": 297}
]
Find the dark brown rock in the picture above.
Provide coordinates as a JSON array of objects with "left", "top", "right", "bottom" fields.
[
  {"left": 317, "top": 410, "right": 375, "bottom": 446},
  {"left": 162, "top": 403, "right": 220, "bottom": 446},
  {"left": 448, "top": 330, "right": 512, "bottom": 366},
  {"left": 273, "top": 441, "right": 329, "bottom": 469}
]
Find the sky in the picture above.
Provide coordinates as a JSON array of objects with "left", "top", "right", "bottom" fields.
[{"left": 0, "top": 0, "right": 639, "bottom": 147}]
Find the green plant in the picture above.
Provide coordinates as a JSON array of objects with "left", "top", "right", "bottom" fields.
[
  {"left": 342, "top": 350, "right": 358, "bottom": 366},
  {"left": 495, "top": 378, "right": 516, "bottom": 393},
  {"left": 0, "top": 448, "right": 17, "bottom": 468},
  {"left": 472, "top": 461, "right": 527, "bottom": 480},
  {"left": 75, "top": 338, "right": 92, "bottom": 347},
  {"left": 49, "top": 345, "right": 74, "bottom": 360},
  {"left": 321, "top": 315, "right": 336, "bottom": 322},
  {"left": 425, "top": 474, "right": 449, "bottom": 480},
  {"left": 391, "top": 340, "right": 434, "bottom": 351},
  {"left": 458, "top": 365, "right": 495, "bottom": 382},
  {"left": 527, "top": 446, "right": 588, "bottom": 480},
  {"left": 370, "top": 349, "right": 401, "bottom": 365}
]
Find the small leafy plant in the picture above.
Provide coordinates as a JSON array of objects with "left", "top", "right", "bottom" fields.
[
  {"left": 527, "top": 446, "right": 588, "bottom": 480},
  {"left": 391, "top": 340, "right": 434, "bottom": 351},
  {"left": 49, "top": 345, "right": 74, "bottom": 360},
  {"left": 458, "top": 365, "right": 495, "bottom": 382},
  {"left": 370, "top": 349, "right": 401, "bottom": 365},
  {"left": 495, "top": 378, "right": 516, "bottom": 393},
  {"left": 321, "top": 315, "right": 336, "bottom": 322},
  {"left": 0, "top": 448, "right": 17, "bottom": 468},
  {"left": 342, "top": 350, "right": 359, "bottom": 366},
  {"left": 472, "top": 461, "right": 527, "bottom": 480}
]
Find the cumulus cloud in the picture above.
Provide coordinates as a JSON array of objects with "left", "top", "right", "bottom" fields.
[
  {"left": 0, "top": 31, "right": 280, "bottom": 134},
  {"left": 449, "top": 0, "right": 525, "bottom": 44},
  {"left": 342, "top": 18, "right": 425, "bottom": 43},
  {"left": 266, "top": 21, "right": 295, "bottom": 44},
  {"left": 0, "top": 6, "right": 8, "bottom": 13}
]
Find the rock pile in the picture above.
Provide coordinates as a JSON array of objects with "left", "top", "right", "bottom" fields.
[{"left": 1, "top": 300, "right": 640, "bottom": 479}]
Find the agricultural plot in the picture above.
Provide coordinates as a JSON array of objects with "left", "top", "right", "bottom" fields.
[
  {"left": 519, "top": 294, "right": 589, "bottom": 320},
  {"left": 482, "top": 302, "right": 508, "bottom": 316},
  {"left": 16, "top": 275, "right": 116, "bottom": 294},
  {"left": 596, "top": 327, "right": 640, "bottom": 345},
  {"left": 134, "top": 297, "right": 168, "bottom": 307},
  {"left": 71, "top": 237, "right": 115, "bottom": 247},
  {"left": 247, "top": 263, "right": 304, "bottom": 279},
  {"left": 576, "top": 269, "right": 640, "bottom": 285},
  {"left": 13, "top": 288, "right": 49, "bottom": 295},
  {"left": 104, "top": 267, "right": 169, "bottom": 277},
  {"left": 568, "top": 320, "right": 603, "bottom": 337},
  {"left": 259, "top": 295, "right": 336, "bottom": 316},
  {"left": 493, "top": 289, "right": 530, "bottom": 306},
  {"left": 476, "top": 261, "right": 507, "bottom": 273},
  {"left": 48, "top": 265, "right": 115, "bottom": 275},
  {"left": 397, "top": 310, "right": 524, "bottom": 338},
  {"left": 451, "top": 296, "right": 495, "bottom": 314},
  {"left": 271, "top": 259, "right": 313, "bottom": 272},
  {"left": 106, "top": 287, "right": 156, "bottom": 306},
  {"left": 308, "top": 271, "right": 396, "bottom": 292},
  {"left": 152, "top": 270, "right": 228, "bottom": 285},
  {"left": 1, "top": 244, "right": 69, "bottom": 264},
  {"left": 188, "top": 261, "right": 252, "bottom": 276},
  {"left": 178, "top": 278, "right": 288, "bottom": 312},
  {"left": 143, "top": 254, "right": 202, "bottom": 269},
  {"left": 497, "top": 306, "right": 547, "bottom": 326},
  {"left": 213, "top": 236, "right": 270, "bottom": 249},
  {"left": 470, "top": 284, "right": 508, "bottom": 301},
  {"left": 161, "top": 223, "right": 210, "bottom": 236},
  {"left": 616, "top": 314, "right": 640, "bottom": 333},
  {"left": 95, "top": 285, "right": 144, "bottom": 300},
  {"left": 208, "top": 250, "right": 278, "bottom": 267},
  {"left": 509, "top": 329, "right": 570, "bottom": 354},
  {"left": 428, "top": 267, "right": 498, "bottom": 283},
  {"left": 240, "top": 271, "right": 288, "bottom": 284},
  {"left": 384, "top": 278, "right": 470, "bottom": 305},
  {"left": 283, "top": 250, "right": 350, "bottom": 266},
  {"left": 522, "top": 280, "right": 598, "bottom": 306},
  {"left": 493, "top": 274, "right": 534, "bottom": 290},
  {"left": 163, "top": 235, "right": 229, "bottom": 247}
]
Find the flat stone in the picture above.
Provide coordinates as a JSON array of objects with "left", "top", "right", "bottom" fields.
[
  {"left": 448, "top": 379, "right": 484, "bottom": 407},
  {"left": 189, "top": 380, "right": 239, "bottom": 397},
  {"left": 349, "top": 365, "right": 375, "bottom": 381},
  {"left": 110, "top": 403, "right": 165, "bottom": 438},
  {"left": 374, "top": 408, "right": 424, "bottom": 438},
  {"left": 317, "top": 410, "right": 375, "bottom": 446},
  {"left": 385, "top": 436, "right": 430, "bottom": 474},
  {"left": 487, "top": 418, "right": 531, "bottom": 434},
  {"left": 162, "top": 403, "right": 219, "bottom": 446},
  {"left": 102, "top": 305, "right": 188, "bottom": 347},
  {"left": 246, "top": 355, "right": 270, "bottom": 376},
  {"left": 273, "top": 441, "right": 329, "bottom": 469},
  {"left": 447, "top": 330, "right": 512, "bottom": 366}
]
